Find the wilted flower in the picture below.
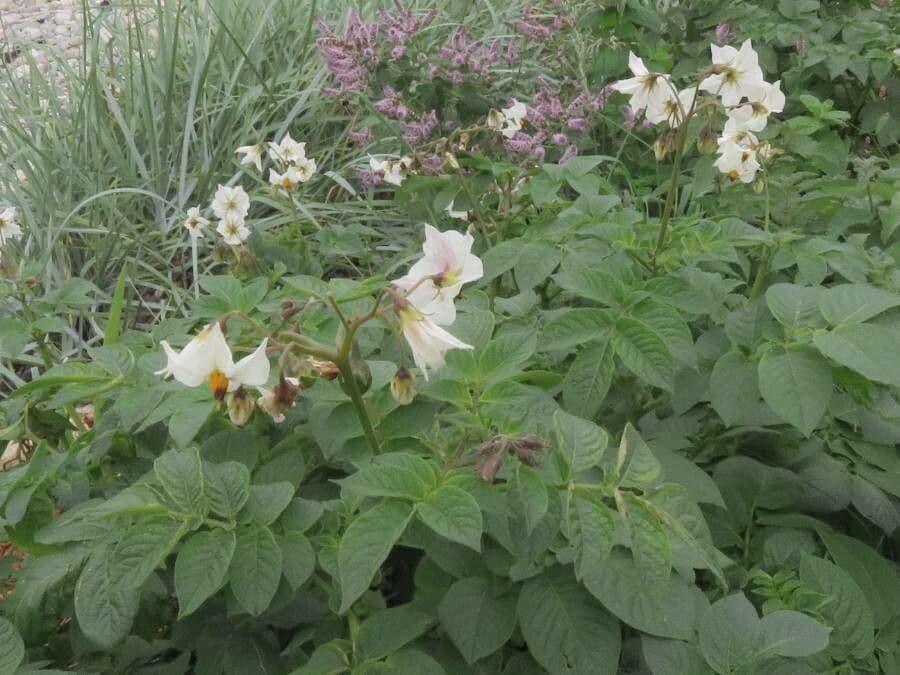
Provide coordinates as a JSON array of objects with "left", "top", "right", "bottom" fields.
[
  {"left": 183, "top": 207, "right": 209, "bottom": 238},
  {"left": 155, "top": 322, "right": 270, "bottom": 401},
  {"left": 699, "top": 39, "right": 765, "bottom": 106},
  {"left": 257, "top": 375, "right": 300, "bottom": 423},
  {"left": 369, "top": 156, "right": 411, "bottom": 186},
  {"left": 727, "top": 80, "right": 785, "bottom": 131},
  {"left": 398, "top": 304, "right": 473, "bottom": 380},
  {"left": 611, "top": 52, "right": 673, "bottom": 120},
  {"left": 393, "top": 224, "right": 483, "bottom": 325},
  {"left": 390, "top": 366, "right": 416, "bottom": 405},
  {"left": 268, "top": 133, "right": 307, "bottom": 165},
  {"left": 217, "top": 215, "right": 251, "bottom": 246},
  {"left": 235, "top": 144, "right": 264, "bottom": 172},
  {"left": 211, "top": 185, "right": 250, "bottom": 221},
  {"left": 0, "top": 207, "right": 22, "bottom": 247},
  {"left": 226, "top": 387, "right": 255, "bottom": 426}
]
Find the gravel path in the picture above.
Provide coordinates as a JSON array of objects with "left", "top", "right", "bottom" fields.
[{"left": 1, "top": 0, "right": 84, "bottom": 74}]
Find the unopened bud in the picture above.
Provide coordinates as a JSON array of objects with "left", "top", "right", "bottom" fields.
[
  {"left": 390, "top": 367, "right": 416, "bottom": 405},
  {"left": 697, "top": 125, "right": 719, "bottom": 155},
  {"left": 653, "top": 129, "right": 677, "bottom": 161},
  {"left": 226, "top": 387, "right": 254, "bottom": 426},
  {"left": 752, "top": 178, "right": 765, "bottom": 194},
  {"left": 309, "top": 358, "right": 340, "bottom": 380}
]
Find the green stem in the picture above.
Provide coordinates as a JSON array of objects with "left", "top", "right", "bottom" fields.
[{"left": 338, "top": 356, "right": 380, "bottom": 454}]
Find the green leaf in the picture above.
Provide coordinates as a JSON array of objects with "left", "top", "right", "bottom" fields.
[
  {"left": 553, "top": 409, "right": 608, "bottom": 478},
  {"left": 573, "top": 495, "right": 615, "bottom": 580},
  {"left": 168, "top": 399, "right": 215, "bottom": 448},
  {"left": 621, "top": 493, "right": 670, "bottom": 584},
  {"left": 228, "top": 526, "right": 283, "bottom": 616},
  {"left": 518, "top": 566, "right": 621, "bottom": 675},
  {"left": 203, "top": 461, "right": 251, "bottom": 519},
  {"left": 439, "top": 578, "right": 517, "bottom": 664},
  {"left": 642, "top": 637, "right": 712, "bottom": 675},
  {"left": 154, "top": 447, "right": 205, "bottom": 514},
  {"left": 279, "top": 532, "right": 316, "bottom": 591},
  {"left": 75, "top": 548, "right": 141, "bottom": 649},
  {"left": 819, "top": 284, "right": 900, "bottom": 324},
  {"left": 709, "top": 351, "right": 762, "bottom": 426},
  {"left": 338, "top": 501, "right": 414, "bottom": 613},
  {"left": 540, "top": 309, "right": 611, "bottom": 352},
  {"left": 175, "top": 529, "right": 236, "bottom": 618},
  {"left": 239, "top": 482, "right": 295, "bottom": 525},
  {"left": 562, "top": 338, "right": 614, "bottom": 418},
  {"left": 338, "top": 453, "right": 438, "bottom": 501},
  {"left": 358, "top": 606, "right": 436, "bottom": 662},
  {"left": 813, "top": 323, "right": 900, "bottom": 387},
  {"left": 583, "top": 549, "right": 701, "bottom": 641},
  {"left": 800, "top": 555, "right": 874, "bottom": 659},
  {"left": 616, "top": 423, "right": 661, "bottom": 486},
  {"left": 103, "top": 265, "right": 128, "bottom": 346},
  {"left": 415, "top": 485, "right": 483, "bottom": 551},
  {"left": 516, "top": 241, "right": 561, "bottom": 291},
  {"left": 818, "top": 531, "right": 900, "bottom": 628},
  {"left": 478, "top": 328, "right": 537, "bottom": 384},
  {"left": 631, "top": 298, "right": 696, "bottom": 369},
  {"left": 0, "top": 616, "right": 24, "bottom": 675},
  {"left": 290, "top": 640, "right": 350, "bottom": 675},
  {"left": 555, "top": 266, "right": 627, "bottom": 306},
  {"left": 698, "top": 594, "right": 760, "bottom": 674},
  {"left": 281, "top": 498, "right": 325, "bottom": 533},
  {"left": 612, "top": 317, "right": 676, "bottom": 391},
  {"left": 109, "top": 515, "right": 186, "bottom": 588},
  {"left": 757, "top": 610, "right": 830, "bottom": 658},
  {"left": 516, "top": 465, "right": 549, "bottom": 535},
  {"left": 758, "top": 346, "right": 832, "bottom": 436},
  {"left": 765, "top": 284, "right": 823, "bottom": 326}
]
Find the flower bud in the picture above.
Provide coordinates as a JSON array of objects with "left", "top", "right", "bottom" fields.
[
  {"left": 309, "top": 358, "right": 340, "bottom": 380},
  {"left": 390, "top": 367, "right": 416, "bottom": 405},
  {"left": 226, "top": 387, "right": 254, "bottom": 426},
  {"left": 653, "top": 129, "right": 677, "bottom": 161},
  {"left": 752, "top": 178, "right": 765, "bottom": 194},
  {"left": 280, "top": 299, "right": 300, "bottom": 320},
  {"left": 697, "top": 125, "right": 719, "bottom": 155}
]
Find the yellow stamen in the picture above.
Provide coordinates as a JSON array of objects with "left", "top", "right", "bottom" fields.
[
  {"left": 728, "top": 169, "right": 740, "bottom": 181},
  {"left": 209, "top": 370, "right": 229, "bottom": 401}
]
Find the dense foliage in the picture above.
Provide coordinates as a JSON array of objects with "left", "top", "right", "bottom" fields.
[{"left": 0, "top": 1, "right": 899, "bottom": 674}]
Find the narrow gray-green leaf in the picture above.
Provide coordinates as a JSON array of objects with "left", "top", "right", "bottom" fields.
[{"left": 229, "top": 526, "right": 283, "bottom": 616}]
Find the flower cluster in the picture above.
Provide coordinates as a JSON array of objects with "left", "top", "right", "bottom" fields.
[
  {"left": 182, "top": 134, "right": 316, "bottom": 246},
  {"left": 392, "top": 225, "right": 483, "bottom": 379},
  {"left": 611, "top": 39, "right": 785, "bottom": 184}
]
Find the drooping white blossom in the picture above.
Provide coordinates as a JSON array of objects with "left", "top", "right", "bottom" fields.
[
  {"left": 370, "top": 156, "right": 411, "bottom": 186},
  {"left": 500, "top": 99, "right": 528, "bottom": 138},
  {"left": 256, "top": 376, "right": 300, "bottom": 423},
  {"left": 0, "top": 207, "right": 22, "bottom": 247},
  {"left": 398, "top": 305, "right": 473, "bottom": 380},
  {"left": 235, "top": 144, "right": 264, "bottom": 172},
  {"left": 155, "top": 322, "right": 270, "bottom": 400},
  {"left": 445, "top": 200, "right": 470, "bottom": 221},
  {"left": 393, "top": 224, "right": 483, "bottom": 325},
  {"left": 183, "top": 207, "right": 210, "bottom": 238}
]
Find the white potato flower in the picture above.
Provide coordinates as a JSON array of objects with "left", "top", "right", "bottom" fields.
[
  {"left": 500, "top": 99, "right": 528, "bottom": 138},
  {"left": 714, "top": 142, "right": 761, "bottom": 183},
  {"left": 699, "top": 39, "right": 765, "bottom": 106},
  {"left": 727, "top": 80, "right": 785, "bottom": 132},
  {"left": 612, "top": 52, "right": 674, "bottom": 118},
  {"left": 235, "top": 144, "right": 264, "bottom": 172},
  {"left": 155, "top": 322, "right": 270, "bottom": 401},
  {"left": 268, "top": 133, "right": 307, "bottom": 165},
  {"left": 398, "top": 305, "right": 473, "bottom": 380},
  {"left": 211, "top": 184, "right": 250, "bottom": 221},
  {"left": 183, "top": 207, "right": 209, "bottom": 238},
  {"left": 393, "top": 224, "right": 483, "bottom": 325},
  {"left": 445, "top": 200, "right": 470, "bottom": 221},
  {"left": 0, "top": 207, "right": 22, "bottom": 247},
  {"left": 217, "top": 215, "right": 251, "bottom": 245}
]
